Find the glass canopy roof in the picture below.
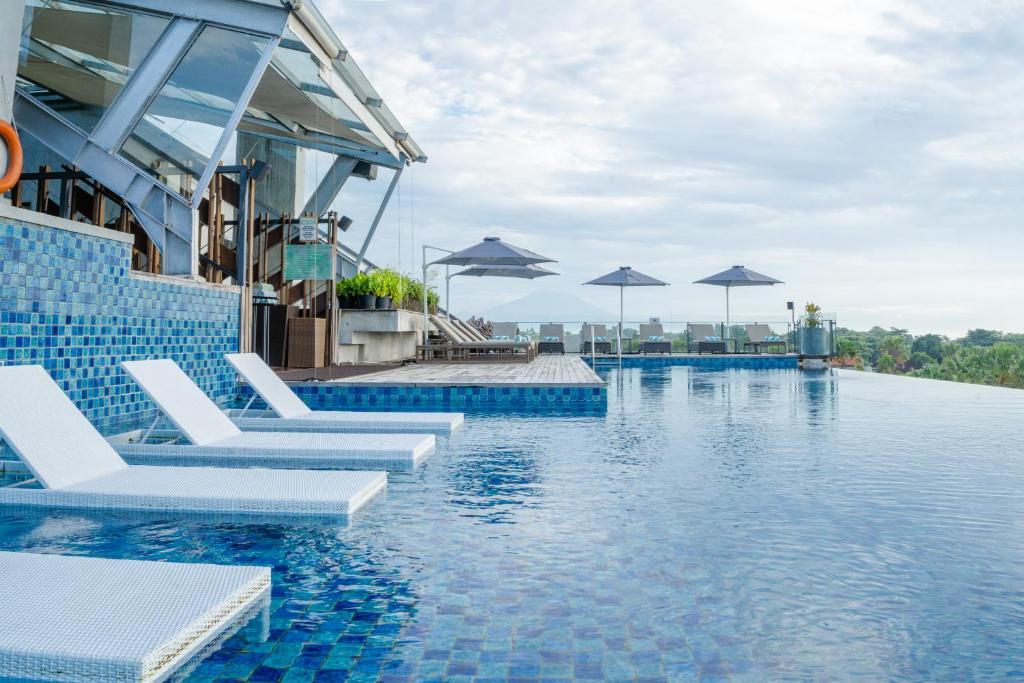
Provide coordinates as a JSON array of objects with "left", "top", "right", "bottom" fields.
[{"left": 12, "top": 0, "right": 423, "bottom": 275}]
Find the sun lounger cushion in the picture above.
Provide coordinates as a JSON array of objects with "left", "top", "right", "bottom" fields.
[
  {"left": 225, "top": 353, "right": 311, "bottom": 419},
  {"left": 0, "top": 551, "right": 271, "bottom": 683},
  {"left": 0, "top": 366, "right": 128, "bottom": 489},
  {"left": 647, "top": 335, "right": 665, "bottom": 342},
  {"left": 122, "top": 360, "right": 240, "bottom": 446},
  {"left": 704, "top": 335, "right": 721, "bottom": 342}
]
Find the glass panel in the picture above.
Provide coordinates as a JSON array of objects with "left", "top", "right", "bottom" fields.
[
  {"left": 17, "top": 0, "right": 169, "bottom": 133},
  {"left": 119, "top": 25, "right": 269, "bottom": 195},
  {"left": 243, "top": 30, "right": 387, "bottom": 151}
]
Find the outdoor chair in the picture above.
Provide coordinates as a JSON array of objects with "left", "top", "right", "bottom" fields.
[
  {"left": 581, "top": 324, "right": 612, "bottom": 354},
  {"left": 0, "top": 365, "right": 386, "bottom": 517},
  {"left": 538, "top": 324, "right": 565, "bottom": 354},
  {"left": 490, "top": 322, "right": 520, "bottom": 340},
  {"left": 119, "top": 360, "right": 435, "bottom": 470},
  {"left": 689, "top": 323, "right": 726, "bottom": 354},
  {"left": 452, "top": 318, "right": 489, "bottom": 342},
  {"left": 639, "top": 323, "right": 672, "bottom": 354},
  {"left": 0, "top": 552, "right": 271, "bottom": 683},
  {"left": 743, "top": 324, "right": 787, "bottom": 354},
  {"left": 225, "top": 353, "right": 463, "bottom": 434},
  {"left": 428, "top": 316, "right": 536, "bottom": 362}
]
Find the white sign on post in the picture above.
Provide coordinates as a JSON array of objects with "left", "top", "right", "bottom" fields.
[{"left": 298, "top": 217, "right": 318, "bottom": 242}]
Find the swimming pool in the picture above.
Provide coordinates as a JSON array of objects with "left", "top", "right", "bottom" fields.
[{"left": 1, "top": 366, "right": 1022, "bottom": 681}]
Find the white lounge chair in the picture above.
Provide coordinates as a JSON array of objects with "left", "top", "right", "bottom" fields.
[
  {"left": 225, "top": 353, "right": 464, "bottom": 435},
  {"left": 538, "top": 324, "right": 565, "bottom": 354},
  {"left": 0, "top": 366, "right": 385, "bottom": 516},
  {"left": 0, "top": 551, "right": 270, "bottom": 683},
  {"left": 119, "top": 360, "right": 435, "bottom": 470}
]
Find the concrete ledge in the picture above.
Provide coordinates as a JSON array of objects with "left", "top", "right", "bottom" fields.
[
  {"left": 130, "top": 270, "right": 241, "bottom": 294},
  {"left": 0, "top": 203, "right": 135, "bottom": 244}
]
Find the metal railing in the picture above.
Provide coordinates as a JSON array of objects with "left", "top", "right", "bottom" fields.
[{"left": 467, "top": 319, "right": 798, "bottom": 355}]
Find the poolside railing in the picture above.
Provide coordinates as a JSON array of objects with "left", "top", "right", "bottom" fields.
[{"left": 476, "top": 318, "right": 837, "bottom": 355}]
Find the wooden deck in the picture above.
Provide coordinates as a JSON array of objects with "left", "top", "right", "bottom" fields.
[{"left": 334, "top": 355, "right": 604, "bottom": 387}]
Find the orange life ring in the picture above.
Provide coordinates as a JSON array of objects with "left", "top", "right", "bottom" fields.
[{"left": 0, "top": 120, "right": 23, "bottom": 194}]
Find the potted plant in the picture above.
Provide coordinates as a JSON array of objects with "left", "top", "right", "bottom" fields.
[
  {"left": 370, "top": 269, "right": 398, "bottom": 310},
  {"left": 798, "top": 302, "right": 831, "bottom": 356},
  {"left": 349, "top": 272, "right": 376, "bottom": 310},
  {"left": 335, "top": 278, "right": 355, "bottom": 309}
]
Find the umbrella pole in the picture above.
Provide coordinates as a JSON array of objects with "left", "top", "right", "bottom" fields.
[
  {"left": 725, "top": 286, "right": 730, "bottom": 341},
  {"left": 618, "top": 287, "right": 623, "bottom": 363}
]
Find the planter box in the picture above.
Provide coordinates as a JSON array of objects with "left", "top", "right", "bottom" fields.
[
  {"left": 287, "top": 317, "right": 326, "bottom": 368},
  {"left": 798, "top": 327, "right": 831, "bottom": 357},
  {"left": 338, "top": 309, "right": 425, "bottom": 363}
]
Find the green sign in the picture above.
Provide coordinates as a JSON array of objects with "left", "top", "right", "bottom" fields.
[{"left": 284, "top": 244, "right": 333, "bottom": 280}]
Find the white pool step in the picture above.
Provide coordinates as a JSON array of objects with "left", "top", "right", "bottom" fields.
[{"left": 0, "top": 551, "right": 270, "bottom": 683}]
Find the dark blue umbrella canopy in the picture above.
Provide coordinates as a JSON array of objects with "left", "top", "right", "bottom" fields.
[
  {"left": 432, "top": 237, "right": 555, "bottom": 266},
  {"left": 583, "top": 267, "right": 668, "bottom": 361},
  {"left": 694, "top": 265, "right": 782, "bottom": 287},
  {"left": 453, "top": 264, "right": 558, "bottom": 279},
  {"left": 584, "top": 266, "right": 668, "bottom": 287}
]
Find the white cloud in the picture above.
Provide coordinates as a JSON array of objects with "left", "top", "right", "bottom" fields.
[{"left": 321, "top": 0, "right": 1024, "bottom": 336}]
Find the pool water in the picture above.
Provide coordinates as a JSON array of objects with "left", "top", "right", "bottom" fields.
[{"left": 2, "top": 367, "right": 1023, "bottom": 681}]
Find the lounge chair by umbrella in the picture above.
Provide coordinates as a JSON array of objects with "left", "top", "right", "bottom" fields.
[{"left": 584, "top": 266, "right": 668, "bottom": 361}]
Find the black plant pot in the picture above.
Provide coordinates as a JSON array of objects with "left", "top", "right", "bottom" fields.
[
  {"left": 375, "top": 296, "right": 393, "bottom": 310},
  {"left": 356, "top": 294, "right": 377, "bottom": 310},
  {"left": 337, "top": 294, "right": 352, "bottom": 309}
]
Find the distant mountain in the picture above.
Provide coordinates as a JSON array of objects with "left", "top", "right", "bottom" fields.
[{"left": 480, "top": 290, "right": 613, "bottom": 323}]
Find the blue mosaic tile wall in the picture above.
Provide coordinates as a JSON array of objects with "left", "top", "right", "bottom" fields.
[
  {"left": 589, "top": 355, "right": 799, "bottom": 370},
  {"left": 238, "top": 382, "right": 609, "bottom": 415},
  {"left": 0, "top": 219, "right": 240, "bottom": 436}
]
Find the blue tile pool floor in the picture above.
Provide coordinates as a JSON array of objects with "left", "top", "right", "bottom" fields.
[{"left": 1, "top": 367, "right": 1023, "bottom": 681}]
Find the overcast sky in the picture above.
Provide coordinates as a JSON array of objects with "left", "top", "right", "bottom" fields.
[{"left": 322, "top": 0, "right": 1024, "bottom": 336}]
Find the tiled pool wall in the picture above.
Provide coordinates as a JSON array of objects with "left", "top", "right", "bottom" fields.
[
  {"left": 238, "top": 382, "right": 609, "bottom": 414},
  {"left": 588, "top": 354, "right": 799, "bottom": 369},
  {"left": 0, "top": 215, "right": 240, "bottom": 441}
]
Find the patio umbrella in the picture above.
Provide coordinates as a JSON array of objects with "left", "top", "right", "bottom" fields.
[
  {"left": 445, "top": 264, "right": 558, "bottom": 317},
  {"left": 452, "top": 264, "right": 558, "bottom": 278},
  {"left": 694, "top": 265, "right": 782, "bottom": 336},
  {"left": 432, "top": 236, "right": 555, "bottom": 267},
  {"left": 584, "top": 266, "right": 669, "bottom": 361},
  {"left": 422, "top": 237, "right": 556, "bottom": 339}
]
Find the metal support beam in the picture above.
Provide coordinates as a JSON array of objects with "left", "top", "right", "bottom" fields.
[
  {"left": 300, "top": 156, "right": 357, "bottom": 217},
  {"left": 14, "top": 91, "right": 194, "bottom": 273},
  {"left": 237, "top": 122, "right": 404, "bottom": 169},
  {"left": 89, "top": 18, "right": 201, "bottom": 153},
  {"left": 355, "top": 164, "right": 402, "bottom": 268}
]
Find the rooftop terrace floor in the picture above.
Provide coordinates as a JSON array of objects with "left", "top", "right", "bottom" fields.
[{"left": 327, "top": 354, "right": 604, "bottom": 387}]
